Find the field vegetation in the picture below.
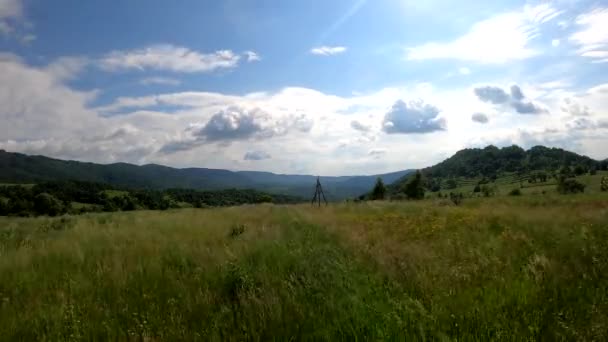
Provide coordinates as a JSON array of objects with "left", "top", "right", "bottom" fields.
[{"left": 1, "top": 190, "right": 607, "bottom": 340}]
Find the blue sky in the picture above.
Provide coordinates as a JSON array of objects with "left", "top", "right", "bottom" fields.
[{"left": 0, "top": 0, "right": 607, "bottom": 175}]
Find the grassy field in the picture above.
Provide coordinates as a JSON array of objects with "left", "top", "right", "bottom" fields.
[{"left": 1, "top": 193, "right": 608, "bottom": 340}]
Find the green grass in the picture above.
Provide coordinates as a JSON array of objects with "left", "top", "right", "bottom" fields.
[{"left": 1, "top": 194, "right": 608, "bottom": 340}]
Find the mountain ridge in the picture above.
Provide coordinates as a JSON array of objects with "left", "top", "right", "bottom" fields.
[{"left": 0, "top": 149, "right": 412, "bottom": 200}]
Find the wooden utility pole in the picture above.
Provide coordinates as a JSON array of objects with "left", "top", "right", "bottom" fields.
[{"left": 311, "top": 176, "right": 328, "bottom": 207}]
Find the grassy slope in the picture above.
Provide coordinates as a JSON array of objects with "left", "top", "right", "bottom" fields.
[
  {"left": 1, "top": 194, "right": 608, "bottom": 340},
  {"left": 433, "top": 170, "right": 608, "bottom": 197}
]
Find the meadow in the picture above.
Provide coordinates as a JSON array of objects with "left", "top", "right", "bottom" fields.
[{"left": 1, "top": 192, "right": 607, "bottom": 340}]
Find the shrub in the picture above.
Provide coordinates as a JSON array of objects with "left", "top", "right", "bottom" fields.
[
  {"left": 509, "top": 188, "right": 522, "bottom": 196},
  {"left": 601, "top": 176, "right": 608, "bottom": 192},
  {"left": 480, "top": 185, "right": 495, "bottom": 197},
  {"left": 33, "top": 193, "right": 65, "bottom": 216},
  {"left": 449, "top": 192, "right": 463, "bottom": 205},
  {"left": 557, "top": 177, "right": 585, "bottom": 194},
  {"left": 229, "top": 224, "right": 246, "bottom": 238}
]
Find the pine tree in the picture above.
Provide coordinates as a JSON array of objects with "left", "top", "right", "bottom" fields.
[{"left": 371, "top": 177, "right": 386, "bottom": 200}]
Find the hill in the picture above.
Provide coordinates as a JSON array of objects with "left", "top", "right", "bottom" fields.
[
  {"left": 390, "top": 145, "right": 607, "bottom": 193},
  {"left": 0, "top": 150, "right": 411, "bottom": 200}
]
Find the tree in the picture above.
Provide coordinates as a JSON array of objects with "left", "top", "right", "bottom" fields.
[
  {"left": 573, "top": 164, "right": 587, "bottom": 176},
  {"left": 480, "top": 185, "right": 496, "bottom": 197},
  {"left": 371, "top": 177, "right": 387, "bottom": 200},
  {"left": 33, "top": 193, "right": 65, "bottom": 216},
  {"left": 601, "top": 176, "right": 608, "bottom": 192},
  {"left": 402, "top": 171, "right": 425, "bottom": 200},
  {"left": 445, "top": 178, "right": 457, "bottom": 189},
  {"left": 473, "top": 184, "right": 481, "bottom": 193},
  {"left": 557, "top": 176, "right": 585, "bottom": 194}
]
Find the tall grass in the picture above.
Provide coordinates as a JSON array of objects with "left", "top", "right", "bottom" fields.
[{"left": 1, "top": 195, "right": 607, "bottom": 340}]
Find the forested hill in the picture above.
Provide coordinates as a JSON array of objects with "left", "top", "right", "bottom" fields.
[
  {"left": 0, "top": 150, "right": 411, "bottom": 200},
  {"left": 391, "top": 145, "right": 606, "bottom": 189}
]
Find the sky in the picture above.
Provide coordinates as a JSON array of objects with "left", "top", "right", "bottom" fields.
[{"left": 0, "top": 0, "right": 607, "bottom": 176}]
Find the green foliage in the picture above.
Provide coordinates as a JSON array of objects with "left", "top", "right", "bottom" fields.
[
  {"left": 449, "top": 192, "right": 463, "bottom": 205},
  {"left": 33, "top": 193, "right": 66, "bottom": 216},
  {"left": 601, "top": 176, "right": 608, "bottom": 192},
  {"left": 557, "top": 176, "right": 586, "bottom": 194},
  {"left": 0, "top": 181, "right": 302, "bottom": 217},
  {"left": 370, "top": 177, "right": 386, "bottom": 200},
  {"left": 473, "top": 184, "right": 481, "bottom": 193},
  {"left": 402, "top": 171, "right": 425, "bottom": 200},
  {"left": 391, "top": 145, "right": 601, "bottom": 193},
  {"left": 508, "top": 188, "right": 522, "bottom": 196},
  {"left": 480, "top": 184, "right": 496, "bottom": 197},
  {"left": 229, "top": 224, "right": 246, "bottom": 238},
  {"left": 573, "top": 164, "right": 587, "bottom": 176}
]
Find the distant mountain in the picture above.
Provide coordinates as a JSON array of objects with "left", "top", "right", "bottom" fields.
[
  {"left": 390, "top": 145, "right": 605, "bottom": 191},
  {"left": 0, "top": 150, "right": 412, "bottom": 200}
]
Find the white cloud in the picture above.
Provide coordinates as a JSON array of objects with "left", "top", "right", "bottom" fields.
[
  {"left": 350, "top": 120, "right": 371, "bottom": 132},
  {"left": 139, "top": 77, "right": 181, "bottom": 86},
  {"left": 2, "top": 53, "right": 608, "bottom": 175},
  {"left": 99, "top": 44, "right": 241, "bottom": 73},
  {"left": 310, "top": 46, "right": 347, "bottom": 56},
  {"left": 459, "top": 67, "right": 471, "bottom": 75},
  {"left": 244, "top": 51, "right": 261, "bottom": 62},
  {"left": 569, "top": 8, "right": 608, "bottom": 63},
  {"left": 552, "top": 39, "right": 560, "bottom": 47},
  {"left": 0, "top": 0, "right": 22, "bottom": 36},
  {"left": 407, "top": 4, "right": 561, "bottom": 63}
]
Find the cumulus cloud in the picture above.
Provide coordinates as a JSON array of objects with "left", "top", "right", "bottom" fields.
[
  {"left": 99, "top": 44, "right": 241, "bottom": 73},
  {"left": 350, "top": 120, "right": 371, "bottom": 132},
  {"left": 244, "top": 150, "right": 271, "bottom": 160},
  {"left": 382, "top": 100, "right": 446, "bottom": 134},
  {"left": 310, "top": 46, "right": 347, "bottom": 56},
  {"left": 159, "top": 106, "right": 314, "bottom": 153},
  {"left": 474, "top": 86, "right": 510, "bottom": 104},
  {"left": 474, "top": 84, "right": 547, "bottom": 114},
  {"left": 197, "top": 107, "right": 274, "bottom": 141},
  {"left": 407, "top": 4, "right": 561, "bottom": 63},
  {"left": 569, "top": 8, "right": 608, "bottom": 63},
  {"left": 472, "top": 112, "right": 489, "bottom": 124}
]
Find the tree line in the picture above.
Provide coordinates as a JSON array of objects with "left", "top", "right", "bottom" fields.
[{"left": 0, "top": 180, "right": 302, "bottom": 217}]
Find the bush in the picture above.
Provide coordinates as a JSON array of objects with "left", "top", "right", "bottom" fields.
[
  {"left": 449, "top": 192, "right": 463, "bottom": 205},
  {"left": 33, "top": 193, "right": 65, "bottom": 216},
  {"left": 557, "top": 177, "right": 585, "bottom": 194},
  {"left": 229, "top": 224, "right": 246, "bottom": 238},
  {"left": 509, "top": 188, "right": 522, "bottom": 196},
  {"left": 601, "top": 176, "right": 608, "bottom": 192},
  {"left": 480, "top": 185, "right": 495, "bottom": 197}
]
